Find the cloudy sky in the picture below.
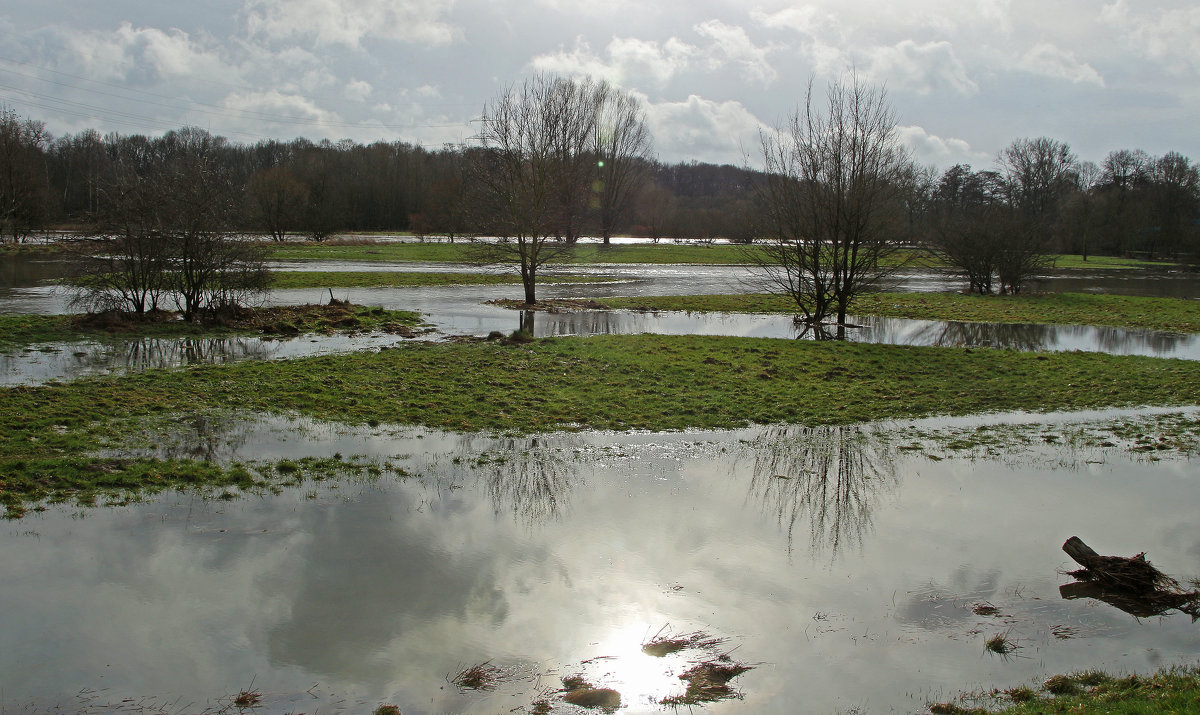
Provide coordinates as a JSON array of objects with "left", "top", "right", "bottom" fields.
[{"left": 1, "top": 0, "right": 1196, "bottom": 170}]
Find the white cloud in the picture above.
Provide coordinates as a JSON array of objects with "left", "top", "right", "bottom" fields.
[
  {"left": 896, "top": 125, "right": 988, "bottom": 167},
  {"left": 530, "top": 36, "right": 695, "bottom": 86},
  {"left": 609, "top": 37, "right": 696, "bottom": 85},
  {"left": 974, "top": 0, "right": 1013, "bottom": 33},
  {"left": 1101, "top": 0, "right": 1200, "bottom": 73},
  {"left": 222, "top": 89, "right": 341, "bottom": 126},
  {"left": 867, "top": 40, "right": 978, "bottom": 95},
  {"left": 242, "top": 0, "right": 459, "bottom": 48},
  {"left": 56, "top": 22, "right": 232, "bottom": 84},
  {"left": 752, "top": 5, "right": 841, "bottom": 38},
  {"left": 692, "top": 19, "right": 777, "bottom": 84},
  {"left": 344, "top": 79, "right": 372, "bottom": 102},
  {"left": 1018, "top": 42, "right": 1104, "bottom": 86},
  {"left": 641, "top": 93, "right": 768, "bottom": 165}
]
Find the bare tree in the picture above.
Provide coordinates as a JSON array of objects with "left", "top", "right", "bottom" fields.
[
  {"left": 592, "top": 84, "right": 654, "bottom": 244},
  {"left": 245, "top": 166, "right": 308, "bottom": 241},
  {"left": 925, "top": 164, "right": 1008, "bottom": 294},
  {"left": 1148, "top": 151, "right": 1200, "bottom": 260},
  {"left": 994, "top": 137, "right": 1078, "bottom": 293},
  {"left": 547, "top": 77, "right": 602, "bottom": 244},
  {"left": 472, "top": 75, "right": 592, "bottom": 304},
  {"left": 0, "top": 107, "right": 52, "bottom": 242},
  {"left": 72, "top": 129, "right": 269, "bottom": 321},
  {"left": 72, "top": 165, "right": 172, "bottom": 315},
  {"left": 754, "top": 76, "right": 914, "bottom": 332}
]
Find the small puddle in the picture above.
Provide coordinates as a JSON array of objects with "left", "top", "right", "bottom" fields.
[{"left": 2, "top": 407, "right": 1199, "bottom": 713}]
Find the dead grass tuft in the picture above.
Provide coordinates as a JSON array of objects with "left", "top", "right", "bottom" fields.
[
  {"left": 971, "top": 601, "right": 1002, "bottom": 617},
  {"left": 659, "top": 659, "right": 753, "bottom": 707},
  {"left": 641, "top": 627, "right": 726, "bottom": 657},
  {"left": 450, "top": 661, "right": 508, "bottom": 691},
  {"left": 232, "top": 689, "right": 261, "bottom": 708}
]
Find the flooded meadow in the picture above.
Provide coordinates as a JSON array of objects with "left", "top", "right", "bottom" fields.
[{"left": 2, "top": 253, "right": 1199, "bottom": 713}]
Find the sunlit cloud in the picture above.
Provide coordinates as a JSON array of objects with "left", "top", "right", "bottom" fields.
[
  {"left": 897, "top": 124, "right": 989, "bottom": 167},
  {"left": 866, "top": 40, "right": 978, "bottom": 95},
  {"left": 1018, "top": 42, "right": 1104, "bottom": 86},
  {"left": 242, "top": 0, "right": 459, "bottom": 48},
  {"left": 692, "top": 19, "right": 778, "bottom": 84},
  {"left": 641, "top": 93, "right": 768, "bottom": 166}
]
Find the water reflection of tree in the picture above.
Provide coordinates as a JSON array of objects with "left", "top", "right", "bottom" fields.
[
  {"left": 151, "top": 412, "right": 251, "bottom": 462},
  {"left": 919, "top": 321, "right": 1052, "bottom": 351},
  {"left": 745, "top": 424, "right": 898, "bottom": 559},
  {"left": 122, "top": 337, "right": 275, "bottom": 370},
  {"left": 467, "top": 434, "right": 581, "bottom": 528},
  {"left": 1092, "top": 324, "right": 1189, "bottom": 356},
  {"left": 850, "top": 315, "right": 1054, "bottom": 351}
]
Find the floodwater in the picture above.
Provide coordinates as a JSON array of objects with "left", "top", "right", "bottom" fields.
[
  {"left": 3, "top": 257, "right": 1199, "bottom": 385},
  {"left": 2, "top": 407, "right": 1199, "bottom": 713},
  {"left": 3, "top": 251, "right": 1200, "bottom": 712}
]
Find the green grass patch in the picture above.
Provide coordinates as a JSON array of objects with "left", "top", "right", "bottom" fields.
[
  {"left": 1053, "top": 254, "right": 1174, "bottom": 270},
  {"left": 268, "top": 241, "right": 764, "bottom": 265},
  {"left": 0, "top": 303, "right": 425, "bottom": 351},
  {"left": 4, "top": 334, "right": 1200, "bottom": 511},
  {"left": 591, "top": 292, "right": 1200, "bottom": 334},
  {"left": 270, "top": 270, "right": 616, "bottom": 289},
  {"left": 931, "top": 664, "right": 1200, "bottom": 714}
]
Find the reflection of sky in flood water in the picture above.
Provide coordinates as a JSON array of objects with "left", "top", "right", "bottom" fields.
[{"left": 3, "top": 408, "right": 1200, "bottom": 713}]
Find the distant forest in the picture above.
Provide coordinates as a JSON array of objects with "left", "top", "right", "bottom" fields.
[{"left": 1, "top": 106, "right": 1197, "bottom": 262}]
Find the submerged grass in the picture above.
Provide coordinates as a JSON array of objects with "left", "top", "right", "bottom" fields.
[
  {"left": 269, "top": 270, "right": 616, "bottom": 289},
  {"left": 4, "top": 333, "right": 1200, "bottom": 510},
  {"left": 0, "top": 303, "right": 425, "bottom": 351},
  {"left": 591, "top": 291, "right": 1200, "bottom": 334},
  {"left": 269, "top": 241, "right": 764, "bottom": 264},
  {"left": 265, "top": 241, "right": 1163, "bottom": 269}
]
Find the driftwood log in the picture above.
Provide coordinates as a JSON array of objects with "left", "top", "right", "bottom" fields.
[{"left": 1060, "top": 536, "right": 1200, "bottom": 619}]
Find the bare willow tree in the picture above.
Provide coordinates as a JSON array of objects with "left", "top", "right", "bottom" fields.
[
  {"left": 547, "top": 76, "right": 602, "bottom": 244},
  {"left": 754, "top": 76, "right": 914, "bottom": 334},
  {"left": 473, "top": 74, "right": 653, "bottom": 303},
  {"left": 473, "top": 75, "right": 576, "bottom": 304},
  {"left": 73, "top": 128, "right": 269, "bottom": 321},
  {"left": 593, "top": 85, "right": 653, "bottom": 244}
]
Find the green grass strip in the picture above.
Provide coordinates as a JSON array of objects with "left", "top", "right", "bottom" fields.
[
  {"left": 932, "top": 664, "right": 1200, "bottom": 714},
  {"left": 269, "top": 270, "right": 615, "bottom": 289},
  {"left": 4, "top": 334, "right": 1200, "bottom": 508},
  {"left": 592, "top": 292, "right": 1200, "bottom": 334},
  {"left": 268, "top": 241, "right": 763, "bottom": 265}
]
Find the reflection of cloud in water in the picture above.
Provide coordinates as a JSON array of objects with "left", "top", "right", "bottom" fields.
[
  {"left": 743, "top": 424, "right": 898, "bottom": 559},
  {"left": 265, "top": 490, "right": 511, "bottom": 687}
]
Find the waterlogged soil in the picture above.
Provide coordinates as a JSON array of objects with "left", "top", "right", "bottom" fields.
[
  {"left": 0, "top": 303, "right": 429, "bottom": 386},
  {"left": 2, "top": 407, "right": 1200, "bottom": 714}
]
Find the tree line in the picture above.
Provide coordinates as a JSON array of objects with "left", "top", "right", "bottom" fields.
[
  {"left": 2, "top": 72, "right": 1199, "bottom": 326},
  {"left": 5, "top": 99, "right": 1194, "bottom": 271},
  {"left": 0, "top": 102, "right": 749, "bottom": 246}
]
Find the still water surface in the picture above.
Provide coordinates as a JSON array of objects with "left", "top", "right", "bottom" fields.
[
  {"left": 3, "top": 258, "right": 1199, "bottom": 385},
  {"left": 2, "top": 408, "right": 1199, "bottom": 713}
]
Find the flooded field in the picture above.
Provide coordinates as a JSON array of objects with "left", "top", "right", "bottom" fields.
[
  {"left": 3, "top": 251, "right": 1200, "bottom": 713},
  {"left": 2, "top": 408, "right": 1199, "bottom": 713},
  {"left": 4, "top": 257, "right": 1199, "bottom": 385}
]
